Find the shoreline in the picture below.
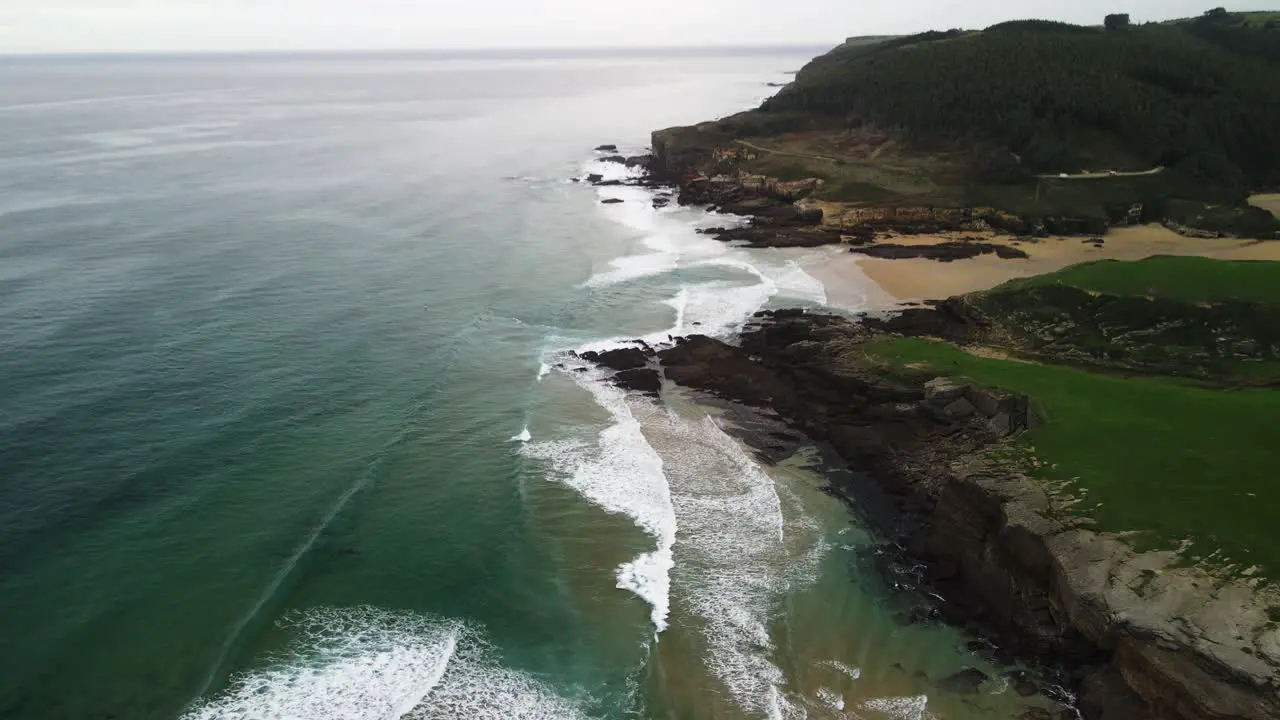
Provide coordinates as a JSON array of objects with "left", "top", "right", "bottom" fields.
[
  {"left": 643, "top": 314, "right": 1280, "bottom": 720},
  {"left": 813, "top": 226, "right": 1280, "bottom": 306},
  {"left": 605, "top": 148, "right": 1280, "bottom": 719}
]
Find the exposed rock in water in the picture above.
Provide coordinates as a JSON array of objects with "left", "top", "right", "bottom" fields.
[
  {"left": 601, "top": 198, "right": 624, "bottom": 204},
  {"left": 578, "top": 347, "right": 650, "bottom": 371},
  {"left": 613, "top": 368, "right": 662, "bottom": 396},
  {"left": 850, "top": 241, "right": 1029, "bottom": 261},
  {"left": 710, "top": 225, "right": 844, "bottom": 248},
  {"left": 937, "top": 668, "right": 989, "bottom": 695},
  {"left": 599, "top": 155, "right": 627, "bottom": 164},
  {"left": 594, "top": 144, "right": 618, "bottom": 152},
  {"left": 585, "top": 173, "right": 603, "bottom": 183}
]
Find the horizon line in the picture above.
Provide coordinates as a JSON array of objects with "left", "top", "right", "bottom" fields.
[{"left": 0, "top": 43, "right": 837, "bottom": 59}]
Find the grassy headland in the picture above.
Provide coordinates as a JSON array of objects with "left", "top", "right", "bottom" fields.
[
  {"left": 859, "top": 256, "right": 1280, "bottom": 578},
  {"left": 863, "top": 334, "right": 1280, "bottom": 578}
]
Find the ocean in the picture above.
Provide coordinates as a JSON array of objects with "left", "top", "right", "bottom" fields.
[{"left": 0, "top": 51, "right": 1054, "bottom": 719}]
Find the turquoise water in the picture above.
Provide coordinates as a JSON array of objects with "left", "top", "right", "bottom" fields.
[{"left": 0, "top": 52, "right": 1058, "bottom": 719}]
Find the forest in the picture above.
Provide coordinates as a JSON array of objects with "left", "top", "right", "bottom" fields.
[{"left": 761, "top": 11, "right": 1280, "bottom": 191}]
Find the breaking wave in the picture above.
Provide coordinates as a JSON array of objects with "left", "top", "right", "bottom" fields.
[{"left": 183, "top": 607, "right": 588, "bottom": 720}]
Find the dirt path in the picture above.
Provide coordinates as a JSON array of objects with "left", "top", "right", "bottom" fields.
[
  {"left": 1035, "top": 167, "right": 1164, "bottom": 180},
  {"left": 733, "top": 139, "right": 843, "bottom": 164}
]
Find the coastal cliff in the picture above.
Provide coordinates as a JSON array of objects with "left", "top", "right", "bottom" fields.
[
  {"left": 583, "top": 311, "right": 1280, "bottom": 720},
  {"left": 646, "top": 13, "right": 1280, "bottom": 246},
  {"left": 604, "top": 14, "right": 1280, "bottom": 716}
]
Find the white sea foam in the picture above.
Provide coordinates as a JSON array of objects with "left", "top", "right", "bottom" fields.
[
  {"left": 522, "top": 363, "right": 677, "bottom": 633},
  {"left": 818, "top": 660, "right": 863, "bottom": 682},
  {"left": 511, "top": 425, "right": 532, "bottom": 443},
  {"left": 583, "top": 251, "right": 679, "bottom": 288},
  {"left": 183, "top": 607, "right": 585, "bottom": 720},
  {"left": 642, "top": 411, "right": 830, "bottom": 719},
  {"left": 816, "top": 687, "right": 846, "bottom": 711},
  {"left": 527, "top": 165, "right": 836, "bottom": 715},
  {"left": 860, "top": 695, "right": 930, "bottom": 720}
]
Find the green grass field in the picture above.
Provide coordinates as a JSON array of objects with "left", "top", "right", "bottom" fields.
[
  {"left": 1006, "top": 256, "right": 1280, "bottom": 305},
  {"left": 1239, "top": 10, "right": 1280, "bottom": 27},
  {"left": 864, "top": 336, "right": 1280, "bottom": 578}
]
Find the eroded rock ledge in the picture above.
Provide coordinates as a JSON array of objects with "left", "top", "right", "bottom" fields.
[
  {"left": 585, "top": 311, "right": 1280, "bottom": 720},
  {"left": 645, "top": 125, "right": 1124, "bottom": 249}
]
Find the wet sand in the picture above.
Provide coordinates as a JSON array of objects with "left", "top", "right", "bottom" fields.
[{"left": 810, "top": 225, "right": 1280, "bottom": 306}]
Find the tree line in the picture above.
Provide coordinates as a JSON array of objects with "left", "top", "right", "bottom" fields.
[{"left": 762, "top": 16, "right": 1280, "bottom": 190}]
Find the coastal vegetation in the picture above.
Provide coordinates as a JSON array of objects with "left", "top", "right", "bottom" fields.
[
  {"left": 763, "top": 11, "right": 1280, "bottom": 190},
  {"left": 652, "top": 10, "right": 1280, "bottom": 237},
  {"left": 859, "top": 256, "right": 1280, "bottom": 578},
  {"left": 864, "top": 334, "right": 1280, "bottom": 578},
  {"left": 1010, "top": 255, "right": 1280, "bottom": 305}
]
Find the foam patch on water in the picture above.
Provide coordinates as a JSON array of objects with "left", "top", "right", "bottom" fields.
[
  {"left": 523, "top": 361, "right": 677, "bottom": 633},
  {"left": 183, "top": 607, "right": 585, "bottom": 720},
  {"left": 816, "top": 687, "right": 846, "bottom": 712},
  {"left": 511, "top": 425, "right": 532, "bottom": 443},
  {"left": 818, "top": 660, "right": 863, "bottom": 682},
  {"left": 860, "top": 695, "right": 930, "bottom": 720},
  {"left": 584, "top": 251, "right": 679, "bottom": 288},
  {"left": 640, "top": 410, "right": 831, "bottom": 719}
]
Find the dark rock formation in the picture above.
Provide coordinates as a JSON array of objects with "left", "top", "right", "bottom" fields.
[
  {"left": 937, "top": 668, "right": 990, "bottom": 695},
  {"left": 601, "top": 198, "right": 624, "bottom": 204},
  {"left": 576, "top": 346, "right": 662, "bottom": 396},
  {"left": 578, "top": 347, "right": 649, "bottom": 371},
  {"left": 851, "top": 242, "right": 1029, "bottom": 261},
  {"left": 613, "top": 368, "right": 661, "bottom": 396},
  {"left": 594, "top": 144, "right": 618, "bottom": 152},
  {"left": 652, "top": 310, "right": 1280, "bottom": 720},
  {"left": 585, "top": 173, "right": 603, "bottom": 183},
  {"left": 599, "top": 155, "right": 628, "bottom": 164},
  {"left": 710, "top": 225, "right": 844, "bottom": 248}
]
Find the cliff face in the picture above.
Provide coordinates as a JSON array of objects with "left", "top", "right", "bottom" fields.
[
  {"left": 635, "top": 312, "right": 1280, "bottom": 720},
  {"left": 650, "top": 125, "right": 1114, "bottom": 240}
]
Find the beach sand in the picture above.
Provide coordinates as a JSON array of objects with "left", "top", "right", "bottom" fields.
[
  {"left": 1251, "top": 193, "right": 1280, "bottom": 217},
  {"left": 808, "top": 224, "right": 1280, "bottom": 307}
]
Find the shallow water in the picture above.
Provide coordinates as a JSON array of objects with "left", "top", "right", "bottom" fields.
[{"left": 0, "top": 51, "right": 1061, "bottom": 719}]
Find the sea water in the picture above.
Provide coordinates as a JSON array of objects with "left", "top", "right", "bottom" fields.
[{"left": 0, "top": 51, "right": 1058, "bottom": 719}]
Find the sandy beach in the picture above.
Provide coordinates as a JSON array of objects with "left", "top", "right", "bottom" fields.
[
  {"left": 808, "top": 224, "right": 1280, "bottom": 307},
  {"left": 1251, "top": 193, "right": 1280, "bottom": 217}
]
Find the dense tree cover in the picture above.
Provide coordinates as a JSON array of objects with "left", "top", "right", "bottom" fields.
[
  {"left": 762, "top": 17, "right": 1280, "bottom": 190},
  {"left": 1105, "top": 14, "right": 1131, "bottom": 30},
  {"left": 1180, "top": 10, "right": 1280, "bottom": 64}
]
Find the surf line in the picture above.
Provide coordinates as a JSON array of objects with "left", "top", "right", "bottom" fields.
[{"left": 187, "top": 431, "right": 409, "bottom": 706}]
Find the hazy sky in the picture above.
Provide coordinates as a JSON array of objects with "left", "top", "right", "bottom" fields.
[{"left": 0, "top": 1, "right": 1258, "bottom": 53}]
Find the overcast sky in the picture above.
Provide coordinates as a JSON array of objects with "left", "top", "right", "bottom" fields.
[{"left": 0, "top": 1, "right": 1261, "bottom": 54}]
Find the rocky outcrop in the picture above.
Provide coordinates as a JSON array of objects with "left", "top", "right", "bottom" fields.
[
  {"left": 1163, "top": 221, "right": 1224, "bottom": 239},
  {"left": 645, "top": 310, "right": 1280, "bottom": 720},
  {"left": 577, "top": 346, "right": 662, "bottom": 397},
  {"left": 851, "top": 241, "right": 1029, "bottom": 261},
  {"left": 876, "top": 286, "right": 1280, "bottom": 382},
  {"left": 646, "top": 125, "right": 1114, "bottom": 247},
  {"left": 802, "top": 201, "right": 1110, "bottom": 237}
]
